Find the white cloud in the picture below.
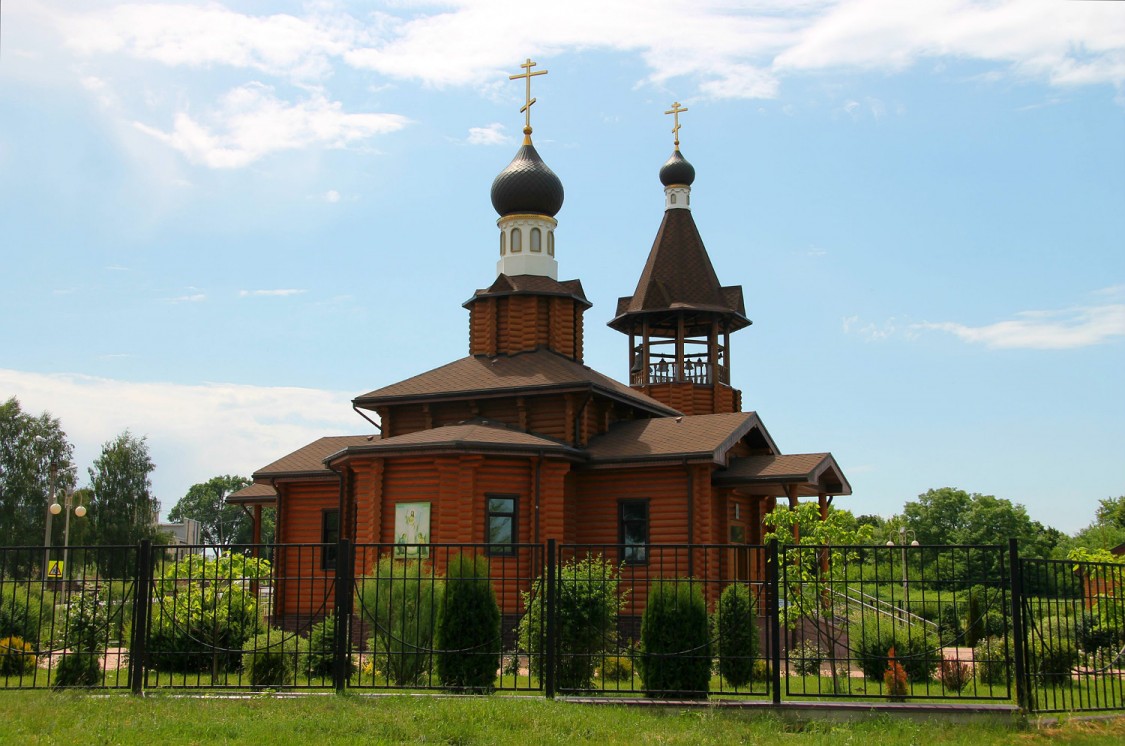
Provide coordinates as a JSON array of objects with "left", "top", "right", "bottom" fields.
[
  {"left": 467, "top": 123, "right": 509, "bottom": 146},
  {"left": 842, "top": 315, "right": 900, "bottom": 342},
  {"left": 322, "top": 189, "right": 341, "bottom": 203},
  {"left": 0, "top": 368, "right": 367, "bottom": 513},
  {"left": 917, "top": 304, "right": 1125, "bottom": 350},
  {"left": 239, "top": 289, "right": 307, "bottom": 298},
  {"left": 167, "top": 293, "right": 206, "bottom": 303},
  {"left": 133, "top": 83, "right": 409, "bottom": 168}
]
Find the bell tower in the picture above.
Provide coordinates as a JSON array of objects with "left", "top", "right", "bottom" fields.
[
  {"left": 608, "top": 103, "right": 751, "bottom": 415},
  {"left": 464, "top": 59, "right": 590, "bottom": 362}
]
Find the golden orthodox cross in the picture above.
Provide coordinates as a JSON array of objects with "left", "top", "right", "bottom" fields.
[
  {"left": 509, "top": 58, "right": 548, "bottom": 133},
  {"left": 665, "top": 101, "right": 688, "bottom": 148}
]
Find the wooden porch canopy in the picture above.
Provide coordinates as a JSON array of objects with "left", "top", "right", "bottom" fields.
[{"left": 712, "top": 453, "right": 852, "bottom": 497}]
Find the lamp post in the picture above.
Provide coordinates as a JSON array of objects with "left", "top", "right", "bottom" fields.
[
  {"left": 49, "top": 482, "right": 87, "bottom": 584},
  {"left": 886, "top": 526, "right": 919, "bottom": 600}
]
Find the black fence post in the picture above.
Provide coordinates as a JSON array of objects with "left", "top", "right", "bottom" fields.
[
  {"left": 767, "top": 539, "right": 782, "bottom": 706},
  {"left": 333, "top": 538, "right": 353, "bottom": 695},
  {"left": 1008, "top": 538, "right": 1029, "bottom": 712},
  {"left": 129, "top": 540, "right": 153, "bottom": 696},
  {"left": 544, "top": 538, "right": 557, "bottom": 700}
]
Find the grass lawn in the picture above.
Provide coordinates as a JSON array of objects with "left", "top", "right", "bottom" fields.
[{"left": 1, "top": 692, "right": 1123, "bottom": 745}]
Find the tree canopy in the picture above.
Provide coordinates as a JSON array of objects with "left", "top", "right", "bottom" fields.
[
  {"left": 167, "top": 475, "right": 266, "bottom": 547},
  {"left": 88, "top": 431, "right": 159, "bottom": 574}
]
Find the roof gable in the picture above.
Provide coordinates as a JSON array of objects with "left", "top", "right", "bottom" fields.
[{"left": 585, "top": 411, "right": 775, "bottom": 465}]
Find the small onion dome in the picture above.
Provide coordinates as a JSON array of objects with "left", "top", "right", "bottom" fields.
[
  {"left": 659, "top": 149, "right": 696, "bottom": 187},
  {"left": 491, "top": 140, "right": 564, "bottom": 217}
]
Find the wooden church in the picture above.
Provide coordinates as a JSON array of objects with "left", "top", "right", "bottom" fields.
[{"left": 229, "top": 62, "right": 850, "bottom": 619}]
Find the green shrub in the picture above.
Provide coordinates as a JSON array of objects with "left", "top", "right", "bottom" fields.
[
  {"left": 752, "top": 658, "right": 770, "bottom": 682},
  {"left": 0, "top": 635, "right": 36, "bottom": 675},
  {"left": 242, "top": 629, "right": 298, "bottom": 687},
  {"left": 938, "top": 658, "right": 972, "bottom": 692},
  {"left": 147, "top": 554, "right": 267, "bottom": 673},
  {"left": 52, "top": 652, "right": 101, "bottom": 688},
  {"left": 599, "top": 655, "right": 633, "bottom": 682},
  {"left": 938, "top": 606, "right": 963, "bottom": 646},
  {"left": 1028, "top": 615, "right": 1079, "bottom": 686},
  {"left": 714, "top": 584, "right": 758, "bottom": 687},
  {"left": 790, "top": 639, "right": 822, "bottom": 677},
  {"left": 973, "top": 635, "right": 1012, "bottom": 685},
  {"left": 639, "top": 579, "right": 710, "bottom": 699},
  {"left": 436, "top": 553, "right": 500, "bottom": 693},
  {"left": 964, "top": 591, "right": 984, "bottom": 648},
  {"left": 854, "top": 623, "right": 940, "bottom": 683},
  {"left": 57, "top": 587, "right": 108, "bottom": 653},
  {"left": 303, "top": 614, "right": 351, "bottom": 680},
  {"left": 0, "top": 584, "right": 50, "bottom": 645},
  {"left": 519, "top": 555, "right": 626, "bottom": 691},
  {"left": 359, "top": 557, "right": 442, "bottom": 686}
]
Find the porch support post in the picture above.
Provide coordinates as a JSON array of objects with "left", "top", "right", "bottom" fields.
[{"left": 787, "top": 484, "right": 799, "bottom": 543}]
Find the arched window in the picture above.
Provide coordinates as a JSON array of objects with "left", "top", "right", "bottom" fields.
[
  {"left": 687, "top": 194, "right": 691, "bottom": 206},
  {"left": 530, "top": 227, "right": 542, "bottom": 252},
  {"left": 511, "top": 228, "right": 522, "bottom": 252},
  {"left": 670, "top": 193, "right": 677, "bottom": 205},
  {"left": 500, "top": 231, "right": 506, "bottom": 255},
  {"left": 547, "top": 231, "right": 555, "bottom": 256}
]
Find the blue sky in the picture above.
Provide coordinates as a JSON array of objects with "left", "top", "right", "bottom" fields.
[{"left": 1, "top": 1, "right": 1123, "bottom": 533}]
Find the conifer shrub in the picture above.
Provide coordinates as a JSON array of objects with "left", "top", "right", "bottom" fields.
[
  {"left": 53, "top": 652, "right": 101, "bottom": 688},
  {"left": 639, "top": 579, "right": 710, "bottom": 699},
  {"left": 302, "top": 614, "right": 351, "bottom": 680},
  {"left": 973, "top": 635, "right": 1013, "bottom": 685},
  {"left": 0, "top": 635, "right": 36, "bottom": 675},
  {"left": 359, "top": 557, "right": 442, "bottom": 686},
  {"left": 883, "top": 647, "right": 908, "bottom": 701},
  {"left": 52, "top": 588, "right": 108, "bottom": 689},
  {"left": 854, "top": 624, "right": 939, "bottom": 683},
  {"left": 242, "top": 629, "right": 298, "bottom": 687},
  {"left": 938, "top": 606, "right": 963, "bottom": 646},
  {"left": 713, "top": 584, "right": 758, "bottom": 687},
  {"left": 964, "top": 591, "right": 984, "bottom": 648},
  {"left": 519, "top": 554, "right": 626, "bottom": 690},
  {"left": 436, "top": 553, "right": 500, "bottom": 693}
]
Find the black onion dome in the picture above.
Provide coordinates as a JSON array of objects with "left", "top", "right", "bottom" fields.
[
  {"left": 659, "top": 149, "right": 696, "bottom": 187},
  {"left": 490, "top": 142, "right": 564, "bottom": 217}
]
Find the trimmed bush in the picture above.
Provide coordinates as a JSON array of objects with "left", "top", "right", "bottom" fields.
[
  {"left": 436, "top": 553, "right": 500, "bottom": 693},
  {"left": 242, "top": 629, "right": 298, "bottom": 687},
  {"left": 519, "top": 555, "right": 626, "bottom": 691},
  {"left": 973, "top": 635, "right": 1013, "bottom": 685},
  {"left": 1028, "top": 615, "right": 1079, "bottom": 686},
  {"left": 964, "top": 591, "right": 984, "bottom": 648},
  {"left": 790, "top": 639, "right": 822, "bottom": 677},
  {"left": 0, "top": 635, "right": 36, "bottom": 675},
  {"left": 359, "top": 557, "right": 442, "bottom": 686},
  {"left": 883, "top": 647, "right": 908, "bottom": 701},
  {"left": 854, "top": 623, "right": 940, "bottom": 683},
  {"left": 52, "top": 652, "right": 101, "bottom": 688},
  {"left": 599, "top": 655, "right": 633, "bottom": 682},
  {"left": 714, "top": 584, "right": 758, "bottom": 687},
  {"left": 639, "top": 579, "right": 710, "bottom": 699}
]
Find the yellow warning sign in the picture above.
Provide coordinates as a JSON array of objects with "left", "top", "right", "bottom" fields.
[{"left": 46, "top": 560, "right": 64, "bottom": 579}]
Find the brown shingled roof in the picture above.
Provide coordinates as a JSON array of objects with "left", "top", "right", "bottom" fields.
[
  {"left": 713, "top": 453, "right": 852, "bottom": 495},
  {"left": 354, "top": 349, "right": 679, "bottom": 416},
  {"left": 253, "top": 435, "right": 374, "bottom": 479},
  {"left": 464, "top": 274, "right": 591, "bottom": 308},
  {"left": 608, "top": 209, "right": 750, "bottom": 333},
  {"left": 585, "top": 412, "right": 774, "bottom": 464},
  {"left": 225, "top": 481, "right": 278, "bottom": 505},
  {"left": 326, "top": 420, "right": 582, "bottom": 462}
]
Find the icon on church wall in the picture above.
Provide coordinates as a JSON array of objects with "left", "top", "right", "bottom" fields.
[{"left": 394, "top": 502, "right": 430, "bottom": 558}]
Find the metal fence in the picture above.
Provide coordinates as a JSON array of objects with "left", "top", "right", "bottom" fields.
[{"left": 1, "top": 539, "right": 1123, "bottom": 712}]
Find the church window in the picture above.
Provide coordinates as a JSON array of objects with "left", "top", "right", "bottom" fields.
[
  {"left": 530, "top": 227, "right": 542, "bottom": 252},
  {"left": 500, "top": 231, "right": 506, "bottom": 255},
  {"left": 618, "top": 500, "right": 648, "bottom": 564},
  {"left": 547, "top": 230, "right": 554, "bottom": 256},
  {"left": 487, "top": 496, "right": 517, "bottom": 556},
  {"left": 670, "top": 193, "right": 677, "bottom": 205},
  {"left": 321, "top": 509, "right": 339, "bottom": 570},
  {"left": 511, "top": 228, "right": 522, "bottom": 252}
]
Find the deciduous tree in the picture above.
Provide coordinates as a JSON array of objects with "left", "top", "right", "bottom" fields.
[
  {"left": 167, "top": 475, "right": 253, "bottom": 547},
  {"left": 88, "top": 431, "right": 158, "bottom": 575}
]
